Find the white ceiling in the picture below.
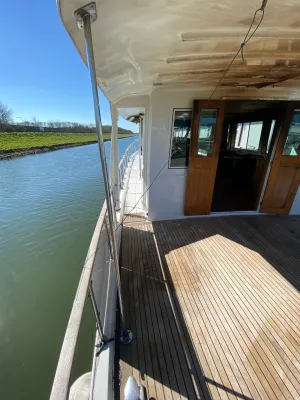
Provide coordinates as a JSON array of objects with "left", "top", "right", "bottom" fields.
[{"left": 58, "top": 0, "right": 300, "bottom": 103}]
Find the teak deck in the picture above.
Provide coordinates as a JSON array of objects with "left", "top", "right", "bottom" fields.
[{"left": 119, "top": 215, "right": 300, "bottom": 400}]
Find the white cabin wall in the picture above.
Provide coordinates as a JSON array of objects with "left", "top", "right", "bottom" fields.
[
  {"left": 147, "top": 89, "right": 200, "bottom": 221},
  {"left": 290, "top": 187, "right": 300, "bottom": 214},
  {"left": 146, "top": 90, "right": 300, "bottom": 220}
]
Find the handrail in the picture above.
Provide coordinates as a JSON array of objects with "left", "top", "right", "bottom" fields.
[
  {"left": 117, "top": 139, "right": 139, "bottom": 188},
  {"left": 49, "top": 201, "right": 107, "bottom": 400},
  {"left": 50, "top": 139, "right": 138, "bottom": 400},
  {"left": 118, "top": 139, "right": 138, "bottom": 169}
]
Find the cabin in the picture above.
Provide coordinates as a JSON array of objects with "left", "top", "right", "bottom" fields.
[{"left": 52, "top": 1, "right": 300, "bottom": 399}]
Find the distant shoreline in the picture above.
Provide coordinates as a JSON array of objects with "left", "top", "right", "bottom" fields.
[{"left": 0, "top": 136, "right": 132, "bottom": 160}]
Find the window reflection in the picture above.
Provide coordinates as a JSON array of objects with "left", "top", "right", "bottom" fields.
[
  {"left": 283, "top": 111, "right": 300, "bottom": 156},
  {"left": 197, "top": 109, "right": 218, "bottom": 157},
  {"left": 235, "top": 121, "right": 263, "bottom": 151},
  {"left": 266, "top": 120, "right": 276, "bottom": 154},
  {"left": 170, "top": 110, "right": 192, "bottom": 167}
]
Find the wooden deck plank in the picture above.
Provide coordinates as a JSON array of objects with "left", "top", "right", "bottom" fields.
[
  {"left": 119, "top": 216, "right": 300, "bottom": 400},
  {"left": 132, "top": 223, "right": 170, "bottom": 400},
  {"left": 119, "top": 220, "right": 132, "bottom": 397},
  {"left": 131, "top": 223, "right": 160, "bottom": 399},
  {"left": 123, "top": 213, "right": 145, "bottom": 224},
  {"left": 127, "top": 222, "right": 141, "bottom": 387},
  {"left": 177, "top": 219, "right": 297, "bottom": 400},
  {"left": 223, "top": 218, "right": 300, "bottom": 307},
  {"left": 190, "top": 220, "right": 298, "bottom": 392},
  {"left": 178, "top": 221, "right": 278, "bottom": 400},
  {"left": 210, "top": 219, "right": 300, "bottom": 364},
  {"left": 164, "top": 220, "right": 264, "bottom": 400},
  {"left": 184, "top": 219, "right": 298, "bottom": 400},
  {"left": 221, "top": 218, "right": 300, "bottom": 317},
  {"left": 157, "top": 223, "right": 242, "bottom": 400},
  {"left": 152, "top": 223, "right": 222, "bottom": 400},
  {"left": 161, "top": 220, "right": 280, "bottom": 400},
  {"left": 140, "top": 223, "right": 191, "bottom": 400}
]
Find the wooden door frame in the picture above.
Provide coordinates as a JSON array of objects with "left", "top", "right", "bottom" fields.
[
  {"left": 256, "top": 115, "right": 285, "bottom": 210},
  {"left": 260, "top": 101, "right": 300, "bottom": 214},
  {"left": 184, "top": 100, "right": 300, "bottom": 216},
  {"left": 184, "top": 100, "right": 225, "bottom": 215}
]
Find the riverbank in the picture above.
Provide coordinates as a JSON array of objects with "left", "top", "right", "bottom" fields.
[{"left": 0, "top": 132, "right": 134, "bottom": 160}]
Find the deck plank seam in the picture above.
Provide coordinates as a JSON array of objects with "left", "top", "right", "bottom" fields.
[
  {"left": 185, "top": 220, "right": 300, "bottom": 398},
  {"left": 166, "top": 220, "right": 300, "bottom": 398}
]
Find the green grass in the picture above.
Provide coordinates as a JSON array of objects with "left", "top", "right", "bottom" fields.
[{"left": 0, "top": 132, "right": 134, "bottom": 151}]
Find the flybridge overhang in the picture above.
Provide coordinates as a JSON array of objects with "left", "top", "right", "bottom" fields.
[
  {"left": 117, "top": 107, "right": 145, "bottom": 123},
  {"left": 58, "top": 0, "right": 300, "bottom": 103}
]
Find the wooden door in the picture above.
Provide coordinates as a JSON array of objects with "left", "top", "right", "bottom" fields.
[
  {"left": 184, "top": 100, "right": 224, "bottom": 215},
  {"left": 260, "top": 103, "right": 300, "bottom": 214}
]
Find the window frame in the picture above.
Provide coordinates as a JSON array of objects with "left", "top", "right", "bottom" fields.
[
  {"left": 169, "top": 108, "right": 193, "bottom": 169},
  {"left": 282, "top": 109, "right": 300, "bottom": 156},
  {"left": 196, "top": 108, "right": 219, "bottom": 157},
  {"left": 233, "top": 120, "right": 263, "bottom": 152}
]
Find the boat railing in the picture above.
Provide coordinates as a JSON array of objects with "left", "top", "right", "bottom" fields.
[
  {"left": 117, "top": 139, "right": 139, "bottom": 189},
  {"left": 50, "top": 139, "right": 138, "bottom": 400}
]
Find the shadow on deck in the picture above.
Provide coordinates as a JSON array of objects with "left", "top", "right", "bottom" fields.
[{"left": 118, "top": 215, "right": 300, "bottom": 400}]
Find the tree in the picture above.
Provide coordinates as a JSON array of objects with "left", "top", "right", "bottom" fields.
[
  {"left": 31, "top": 116, "right": 41, "bottom": 127},
  {"left": 0, "top": 102, "right": 13, "bottom": 125}
]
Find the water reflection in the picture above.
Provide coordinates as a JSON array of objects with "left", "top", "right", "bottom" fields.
[{"left": 0, "top": 137, "right": 135, "bottom": 399}]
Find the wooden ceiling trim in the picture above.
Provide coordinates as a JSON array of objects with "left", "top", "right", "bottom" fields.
[
  {"left": 166, "top": 52, "right": 300, "bottom": 64},
  {"left": 158, "top": 66, "right": 300, "bottom": 78},
  {"left": 180, "top": 31, "right": 300, "bottom": 41},
  {"left": 256, "top": 72, "right": 300, "bottom": 88}
]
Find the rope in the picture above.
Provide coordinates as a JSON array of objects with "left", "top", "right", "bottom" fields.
[
  {"left": 209, "top": 7, "right": 265, "bottom": 100},
  {"left": 81, "top": 151, "right": 174, "bottom": 273}
]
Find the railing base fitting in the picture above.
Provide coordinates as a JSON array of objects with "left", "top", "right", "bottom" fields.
[
  {"left": 124, "top": 376, "right": 145, "bottom": 400},
  {"left": 120, "top": 329, "right": 133, "bottom": 345}
]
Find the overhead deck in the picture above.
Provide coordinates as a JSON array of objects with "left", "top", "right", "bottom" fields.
[
  {"left": 120, "top": 215, "right": 300, "bottom": 399},
  {"left": 59, "top": 0, "right": 300, "bottom": 102}
]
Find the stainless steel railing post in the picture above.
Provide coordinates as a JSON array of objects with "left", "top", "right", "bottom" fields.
[
  {"left": 81, "top": 11, "right": 132, "bottom": 344},
  {"left": 89, "top": 282, "right": 106, "bottom": 342}
]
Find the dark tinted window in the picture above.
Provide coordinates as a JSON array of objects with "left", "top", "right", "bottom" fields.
[{"left": 170, "top": 110, "right": 192, "bottom": 167}]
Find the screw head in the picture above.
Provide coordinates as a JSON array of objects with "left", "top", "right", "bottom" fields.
[{"left": 120, "top": 329, "right": 133, "bottom": 345}]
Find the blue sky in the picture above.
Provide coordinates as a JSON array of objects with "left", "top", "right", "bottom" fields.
[{"left": 0, "top": 0, "right": 137, "bottom": 132}]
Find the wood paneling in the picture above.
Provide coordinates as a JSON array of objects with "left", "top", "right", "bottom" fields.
[
  {"left": 119, "top": 216, "right": 300, "bottom": 400},
  {"left": 184, "top": 100, "right": 224, "bottom": 215}
]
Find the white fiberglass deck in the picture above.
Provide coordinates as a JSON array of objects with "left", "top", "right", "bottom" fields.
[{"left": 124, "top": 154, "right": 144, "bottom": 223}]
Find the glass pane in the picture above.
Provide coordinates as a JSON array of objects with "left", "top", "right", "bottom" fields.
[
  {"left": 170, "top": 110, "right": 192, "bottom": 167},
  {"left": 283, "top": 110, "right": 300, "bottom": 156},
  {"left": 235, "top": 123, "right": 249, "bottom": 149},
  {"left": 197, "top": 109, "right": 218, "bottom": 157},
  {"left": 266, "top": 120, "right": 276, "bottom": 153},
  {"left": 234, "top": 121, "right": 262, "bottom": 151},
  {"left": 247, "top": 121, "right": 263, "bottom": 151}
]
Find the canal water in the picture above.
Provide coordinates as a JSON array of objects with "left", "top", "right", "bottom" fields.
[{"left": 0, "top": 137, "right": 135, "bottom": 400}]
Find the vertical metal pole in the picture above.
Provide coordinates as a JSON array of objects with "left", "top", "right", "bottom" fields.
[
  {"left": 82, "top": 12, "right": 132, "bottom": 344},
  {"left": 110, "top": 103, "right": 120, "bottom": 210},
  {"left": 139, "top": 117, "right": 142, "bottom": 179},
  {"left": 89, "top": 282, "right": 106, "bottom": 342}
]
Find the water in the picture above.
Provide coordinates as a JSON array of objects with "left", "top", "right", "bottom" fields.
[{"left": 0, "top": 137, "right": 135, "bottom": 400}]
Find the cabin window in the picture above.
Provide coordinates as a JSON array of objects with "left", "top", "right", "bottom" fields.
[
  {"left": 170, "top": 109, "right": 192, "bottom": 168},
  {"left": 283, "top": 110, "right": 300, "bottom": 156},
  {"left": 197, "top": 109, "right": 218, "bottom": 157},
  {"left": 234, "top": 121, "right": 263, "bottom": 151}
]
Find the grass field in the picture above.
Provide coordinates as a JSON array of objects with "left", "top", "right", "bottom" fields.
[{"left": 0, "top": 132, "right": 134, "bottom": 151}]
